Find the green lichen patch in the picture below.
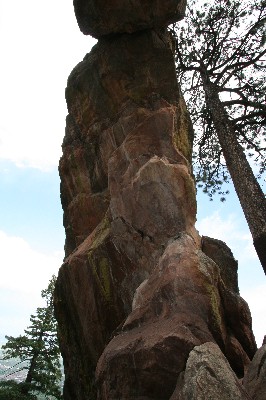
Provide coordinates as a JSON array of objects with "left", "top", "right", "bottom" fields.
[
  {"left": 182, "top": 171, "right": 197, "bottom": 218},
  {"left": 198, "top": 254, "right": 225, "bottom": 343},
  {"left": 87, "top": 214, "right": 117, "bottom": 305},
  {"left": 203, "top": 279, "right": 226, "bottom": 349},
  {"left": 89, "top": 255, "right": 112, "bottom": 303},
  {"left": 173, "top": 94, "right": 194, "bottom": 164},
  {"left": 88, "top": 213, "right": 110, "bottom": 252}
]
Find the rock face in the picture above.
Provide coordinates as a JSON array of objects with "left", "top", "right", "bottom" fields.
[
  {"left": 243, "top": 344, "right": 266, "bottom": 400},
  {"left": 55, "top": 1, "right": 257, "bottom": 399},
  {"left": 170, "top": 342, "right": 251, "bottom": 400},
  {"left": 96, "top": 235, "right": 255, "bottom": 399},
  {"left": 202, "top": 236, "right": 239, "bottom": 294},
  {"left": 73, "top": 0, "right": 186, "bottom": 37}
]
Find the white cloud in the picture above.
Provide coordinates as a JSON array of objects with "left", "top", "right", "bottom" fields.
[
  {"left": 0, "top": 230, "right": 64, "bottom": 340},
  {"left": 0, "top": 0, "right": 96, "bottom": 171},
  {"left": 196, "top": 211, "right": 257, "bottom": 265},
  {"left": 196, "top": 210, "right": 242, "bottom": 243},
  {"left": 241, "top": 284, "right": 266, "bottom": 347},
  {"left": 0, "top": 230, "right": 63, "bottom": 294}
]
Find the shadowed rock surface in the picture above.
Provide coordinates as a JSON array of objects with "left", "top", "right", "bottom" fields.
[
  {"left": 202, "top": 236, "right": 239, "bottom": 294},
  {"left": 170, "top": 342, "right": 251, "bottom": 400},
  {"left": 243, "top": 344, "right": 266, "bottom": 400},
  {"left": 54, "top": 1, "right": 258, "bottom": 399},
  {"left": 73, "top": 0, "right": 186, "bottom": 37}
]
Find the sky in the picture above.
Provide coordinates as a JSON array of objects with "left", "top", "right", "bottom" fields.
[{"left": 0, "top": 0, "right": 265, "bottom": 349}]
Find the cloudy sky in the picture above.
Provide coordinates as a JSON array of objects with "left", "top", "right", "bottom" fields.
[{"left": 0, "top": 0, "right": 265, "bottom": 348}]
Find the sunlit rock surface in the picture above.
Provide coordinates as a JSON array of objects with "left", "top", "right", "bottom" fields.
[{"left": 55, "top": 1, "right": 257, "bottom": 399}]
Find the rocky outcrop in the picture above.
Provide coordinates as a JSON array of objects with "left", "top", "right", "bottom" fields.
[
  {"left": 202, "top": 236, "right": 239, "bottom": 294},
  {"left": 96, "top": 235, "right": 255, "bottom": 399},
  {"left": 73, "top": 0, "right": 186, "bottom": 37},
  {"left": 60, "top": 28, "right": 194, "bottom": 258},
  {"left": 243, "top": 344, "right": 266, "bottom": 400},
  {"left": 55, "top": 1, "right": 257, "bottom": 399},
  {"left": 170, "top": 342, "right": 251, "bottom": 400}
]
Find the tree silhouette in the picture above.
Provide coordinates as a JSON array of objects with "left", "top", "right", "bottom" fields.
[
  {"left": 173, "top": 0, "right": 266, "bottom": 274},
  {"left": 1, "top": 276, "right": 62, "bottom": 399}
]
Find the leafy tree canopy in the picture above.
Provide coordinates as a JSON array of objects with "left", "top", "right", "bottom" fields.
[{"left": 0, "top": 381, "right": 37, "bottom": 400}]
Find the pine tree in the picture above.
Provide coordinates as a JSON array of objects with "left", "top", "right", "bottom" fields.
[
  {"left": 1, "top": 276, "right": 62, "bottom": 399},
  {"left": 172, "top": 0, "right": 266, "bottom": 274},
  {"left": 0, "top": 381, "right": 37, "bottom": 400}
]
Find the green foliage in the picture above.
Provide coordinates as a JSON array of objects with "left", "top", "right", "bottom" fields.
[
  {"left": 172, "top": 0, "right": 266, "bottom": 199},
  {"left": 0, "top": 381, "right": 37, "bottom": 400},
  {"left": 1, "top": 276, "right": 62, "bottom": 400}
]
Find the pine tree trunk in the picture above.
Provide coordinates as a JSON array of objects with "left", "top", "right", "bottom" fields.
[
  {"left": 201, "top": 71, "right": 266, "bottom": 275},
  {"left": 25, "top": 352, "right": 38, "bottom": 383},
  {"left": 20, "top": 351, "right": 38, "bottom": 395},
  {"left": 22, "top": 334, "right": 43, "bottom": 395}
]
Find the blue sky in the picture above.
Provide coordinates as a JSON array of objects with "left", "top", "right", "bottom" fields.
[
  {"left": 0, "top": 0, "right": 265, "bottom": 348},
  {"left": 0, "top": 163, "right": 62, "bottom": 252}
]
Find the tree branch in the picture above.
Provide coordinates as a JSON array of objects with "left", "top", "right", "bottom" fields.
[{"left": 223, "top": 99, "right": 266, "bottom": 111}]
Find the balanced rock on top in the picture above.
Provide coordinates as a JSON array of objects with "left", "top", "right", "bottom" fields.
[{"left": 73, "top": 0, "right": 187, "bottom": 36}]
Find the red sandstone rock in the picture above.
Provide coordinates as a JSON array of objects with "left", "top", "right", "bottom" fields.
[
  {"left": 108, "top": 106, "right": 197, "bottom": 246},
  {"left": 55, "top": 29, "right": 198, "bottom": 399},
  {"left": 55, "top": 4, "right": 258, "bottom": 400},
  {"left": 95, "top": 234, "right": 256, "bottom": 398},
  {"left": 73, "top": 0, "right": 187, "bottom": 37},
  {"left": 55, "top": 216, "right": 144, "bottom": 399},
  {"left": 56, "top": 97, "right": 197, "bottom": 398},
  {"left": 60, "top": 29, "right": 193, "bottom": 256},
  {"left": 202, "top": 236, "right": 239, "bottom": 294}
]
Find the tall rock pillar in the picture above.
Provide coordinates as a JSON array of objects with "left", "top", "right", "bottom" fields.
[{"left": 55, "top": 1, "right": 257, "bottom": 399}]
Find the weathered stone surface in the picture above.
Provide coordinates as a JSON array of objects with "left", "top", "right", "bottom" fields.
[
  {"left": 55, "top": 27, "right": 200, "bottom": 399},
  {"left": 202, "top": 236, "right": 239, "bottom": 294},
  {"left": 95, "top": 235, "right": 256, "bottom": 399},
  {"left": 59, "top": 141, "right": 110, "bottom": 255},
  {"left": 170, "top": 342, "right": 250, "bottom": 400},
  {"left": 65, "top": 30, "right": 189, "bottom": 141},
  {"left": 60, "top": 29, "right": 194, "bottom": 256},
  {"left": 56, "top": 102, "right": 197, "bottom": 398},
  {"left": 73, "top": 0, "right": 187, "bottom": 37},
  {"left": 55, "top": 215, "right": 150, "bottom": 399},
  {"left": 56, "top": 3, "right": 258, "bottom": 399},
  {"left": 243, "top": 344, "right": 266, "bottom": 400},
  {"left": 108, "top": 106, "right": 197, "bottom": 247}
]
